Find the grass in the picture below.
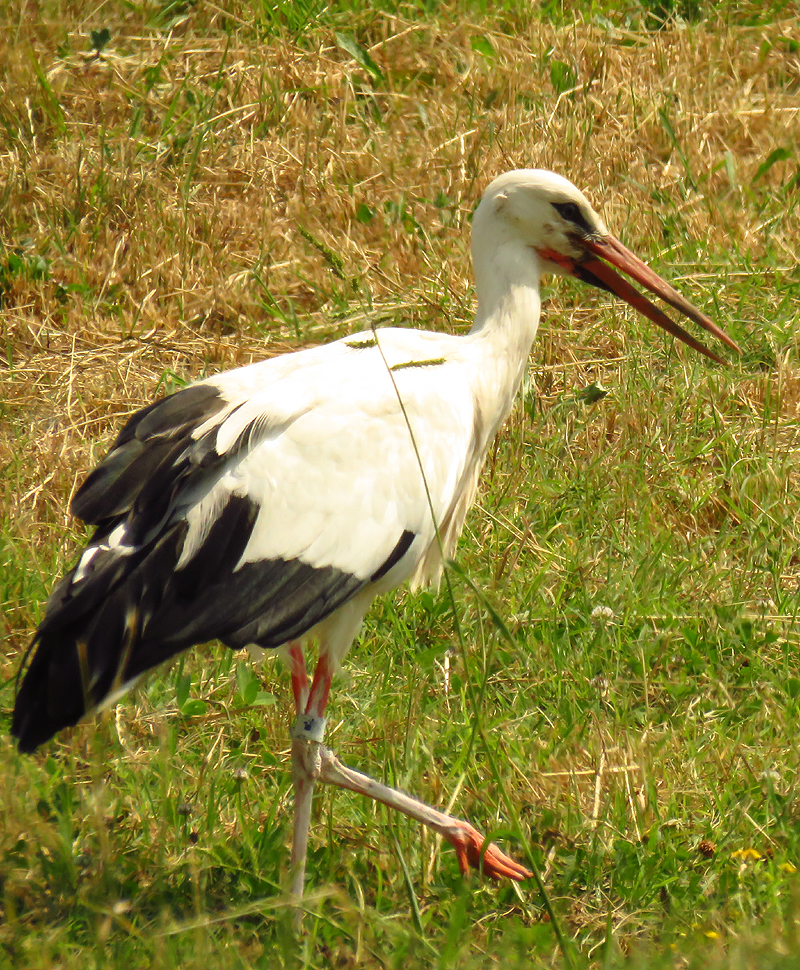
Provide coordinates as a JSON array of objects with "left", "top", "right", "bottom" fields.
[{"left": 1, "top": 0, "right": 800, "bottom": 966}]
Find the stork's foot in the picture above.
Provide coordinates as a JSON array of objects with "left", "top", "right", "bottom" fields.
[{"left": 443, "top": 818, "right": 533, "bottom": 882}]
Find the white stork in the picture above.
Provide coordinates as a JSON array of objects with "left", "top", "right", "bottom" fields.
[{"left": 12, "top": 170, "right": 739, "bottom": 896}]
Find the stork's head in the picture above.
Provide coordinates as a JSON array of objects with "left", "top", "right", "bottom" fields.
[
  {"left": 475, "top": 170, "right": 606, "bottom": 261},
  {"left": 472, "top": 169, "right": 740, "bottom": 364}
]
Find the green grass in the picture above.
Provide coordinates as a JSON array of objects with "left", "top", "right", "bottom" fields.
[{"left": 1, "top": 0, "right": 800, "bottom": 966}]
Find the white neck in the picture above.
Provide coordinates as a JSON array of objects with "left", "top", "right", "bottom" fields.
[{"left": 465, "top": 237, "right": 544, "bottom": 439}]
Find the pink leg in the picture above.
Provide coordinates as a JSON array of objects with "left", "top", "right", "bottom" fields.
[
  {"left": 290, "top": 650, "right": 530, "bottom": 896},
  {"left": 287, "top": 641, "right": 309, "bottom": 714},
  {"left": 290, "top": 732, "right": 320, "bottom": 899},
  {"left": 317, "top": 746, "right": 531, "bottom": 882},
  {"left": 304, "top": 653, "right": 333, "bottom": 717},
  {"left": 290, "top": 649, "right": 335, "bottom": 900}
]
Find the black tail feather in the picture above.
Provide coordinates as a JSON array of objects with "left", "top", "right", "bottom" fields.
[{"left": 12, "top": 494, "right": 370, "bottom": 752}]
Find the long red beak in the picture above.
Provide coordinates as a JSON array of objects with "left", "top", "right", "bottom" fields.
[{"left": 540, "top": 236, "right": 741, "bottom": 365}]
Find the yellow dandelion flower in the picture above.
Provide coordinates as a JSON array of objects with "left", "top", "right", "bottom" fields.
[{"left": 732, "top": 848, "right": 762, "bottom": 862}]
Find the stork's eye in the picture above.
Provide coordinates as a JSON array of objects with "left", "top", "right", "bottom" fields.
[{"left": 553, "top": 201, "right": 581, "bottom": 224}]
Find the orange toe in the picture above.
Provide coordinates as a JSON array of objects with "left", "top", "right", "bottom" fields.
[{"left": 448, "top": 821, "right": 532, "bottom": 882}]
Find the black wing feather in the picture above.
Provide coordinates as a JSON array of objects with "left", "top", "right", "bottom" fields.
[
  {"left": 12, "top": 491, "right": 370, "bottom": 752},
  {"left": 71, "top": 384, "right": 226, "bottom": 526}
]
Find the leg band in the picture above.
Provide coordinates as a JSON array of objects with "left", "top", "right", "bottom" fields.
[{"left": 291, "top": 714, "right": 327, "bottom": 744}]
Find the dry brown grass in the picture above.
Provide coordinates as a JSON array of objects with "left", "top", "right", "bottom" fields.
[{"left": 2, "top": 0, "right": 799, "bottom": 691}]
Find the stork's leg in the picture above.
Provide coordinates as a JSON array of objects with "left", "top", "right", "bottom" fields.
[
  {"left": 288, "top": 645, "right": 334, "bottom": 899},
  {"left": 287, "top": 641, "right": 309, "bottom": 714},
  {"left": 317, "top": 745, "right": 532, "bottom": 882},
  {"left": 286, "top": 640, "right": 529, "bottom": 897},
  {"left": 290, "top": 726, "right": 321, "bottom": 898}
]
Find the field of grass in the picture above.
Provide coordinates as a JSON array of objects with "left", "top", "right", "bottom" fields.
[{"left": 1, "top": 0, "right": 800, "bottom": 966}]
